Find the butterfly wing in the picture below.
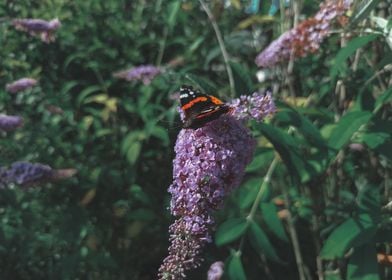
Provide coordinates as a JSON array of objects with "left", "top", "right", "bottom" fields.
[{"left": 179, "top": 85, "right": 231, "bottom": 129}]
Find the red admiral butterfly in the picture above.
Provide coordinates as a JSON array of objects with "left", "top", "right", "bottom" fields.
[{"left": 180, "top": 85, "right": 231, "bottom": 129}]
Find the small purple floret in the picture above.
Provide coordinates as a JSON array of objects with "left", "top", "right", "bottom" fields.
[
  {"left": 0, "top": 115, "right": 24, "bottom": 131},
  {"left": 207, "top": 261, "right": 224, "bottom": 280}
]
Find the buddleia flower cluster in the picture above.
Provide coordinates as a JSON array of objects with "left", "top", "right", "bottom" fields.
[
  {"left": 0, "top": 115, "right": 24, "bottom": 131},
  {"left": 255, "top": 0, "right": 352, "bottom": 68},
  {"left": 12, "top": 18, "right": 61, "bottom": 43},
  {"left": 0, "top": 162, "right": 77, "bottom": 188},
  {"left": 5, "top": 78, "right": 37, "bottom": 94},
  {"left": 113, "top": 65, "right": 161, "bottom": 85},
  {"left": 158, "top": 91, "right": 275, "bottom": 279}
]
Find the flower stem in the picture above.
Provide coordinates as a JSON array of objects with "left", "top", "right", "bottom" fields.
[
  {"left": 199, "top": 0, "right": 235, "bottom": 98},
  {"left": 247, "top": 155, "right": 279, "bottom": 221}
]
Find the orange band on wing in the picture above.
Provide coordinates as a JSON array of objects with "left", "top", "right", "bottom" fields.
[
  {"left": 181, "top": 97, "right": 208, "bottom": 110},
  {"left": 209, "top": 95, "right": 223, "bottom": 105}
]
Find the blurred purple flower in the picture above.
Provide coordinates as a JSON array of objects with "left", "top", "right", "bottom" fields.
[
  {"left": 5, "top": 78, "right": 37, "bottom": 93},
  {"left": 255, "top": 0, "right": 352, "bottom": 68},
  {"left": 230, "top": 90, "right": 276, "bottom": 121},
  {"left": 12, "top": 18, "right": 61, "bottom": 43},
  {"left": 207, "top": 261, "right": 224, "bottom": 280},
  {"left": 0, "top": 115, "right": 23, "bottom": 131},
  {"left": 2, "top": 162, "right": 52, "bottom": 186},
  {"left": 0, "top": 162, "right": 77, "bottom": 188},
  {"left": 113, "top": 65, "right": 161, "bottom": 85}
]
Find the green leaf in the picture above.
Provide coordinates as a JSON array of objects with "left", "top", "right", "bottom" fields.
[
  {"left": 359, "top": 132, "right": 390, "bottom": 149},
  {"left": 374, "top": 87, "right": 392, "bottom": 112},
  {"left": 328, "top": 111, "right": 372, "bottom": 150},
  {"left": 248, "top": 221, "right": 281, "bottom": 262},
  {"left": 258, "top": 123, "right": 316, "bottom": 183},
  {"left": 275, "top": 108, "right": 327, "bottom": 148},
  {"left": 320, "top": 214, "right": 377, "bottom": 259},
  {"left": 185, "top": 73, "right": 217, "bottom": 94},
  {"left": 167, "top": 1, "right": 181, "bottom": 30},
  {"left": 239, "top": 178, "right": 261, "bottom": 209},
  {"left": 126, "top": 142, "right": 142, "bottom": 165},
  {"left": 330, "top": 35, "right": 378, "bottom": 79},
  {"left": 245, "top": 148, "right": 274, "bottom": 172},
  {"left": 76, "top": 85, "right": 102, "bottom": 107},
  {"left": 121, "top": 131, "right": 146, "bottom": 155},
  {"left": 347, "top": 243, "right": 380, "bottom": 280},
  {"left": 215, "top": 218, "right": 248, "bottom": 246},
  {"left": 260, "top": 203, "right": 288, "bottom": 242},
  {"left": 149, "top": 125, "right": 170, "bottom": 146},
  {"left": 350, "top": 0, "right": 382, "bottom": 27},
  {"left": 229, "top": 61, "right": 253, "bottom": 95},
  {"left": 227, "top": 253, "right": 247, "bottom": 280},
  {"left": 356, "top": 183, "right": 381, "bottom": 220}
]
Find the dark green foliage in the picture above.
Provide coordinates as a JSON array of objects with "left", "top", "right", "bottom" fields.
[{"left": 1, "top": 0, "right": 391, "bottom": 279}]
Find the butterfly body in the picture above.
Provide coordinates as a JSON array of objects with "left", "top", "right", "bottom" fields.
[{"left": 179, "top": 85, "right": 231, "bottom": 129}]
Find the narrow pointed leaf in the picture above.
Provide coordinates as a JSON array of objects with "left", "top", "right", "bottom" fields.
[{"left": 215, "top": 218, "right": 248, "bottom": 246}]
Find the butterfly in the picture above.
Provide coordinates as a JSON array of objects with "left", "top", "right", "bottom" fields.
[{"left": 179, "top": 85, "right": 231, "bottom": 129}]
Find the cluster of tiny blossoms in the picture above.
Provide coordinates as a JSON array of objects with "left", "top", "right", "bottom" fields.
[
  {"left": 255, "top": 0, "right": 352, "bottom": 68},
  {"left": 0, "top": 162, "right": 77, "bottom": 188},
  {"left": 12, "top": 18, "right": 61, "bottom": 43},
  {"left": 230, "top": 89, "right": 275, "bottom": 121},
  {"left": 113, "top": 65, "right": 161, "bottom": 85},
  {"left": 5, "top": 78, "right": 37, "bottom": 94},
  {"left": 0, "top": 115, "right": 24, "bottom": 131},
  {"left": 158, "top": 91, "right": 275, "bottom": 279}
]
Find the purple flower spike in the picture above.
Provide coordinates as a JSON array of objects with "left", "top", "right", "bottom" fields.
[
  {"left": 12, "top": 18, "right": 61, "bottom": 43},
  {"left": 5, "top": 78, "right": 37, "bottom": 93},
  {"left": 0, "top": 162, "right": 77, "bottom": 188},
  {"left": 230, "top": 90, "right": 276, "bottom": 121},
  {"left": 2, "top": 162, "right": 52, "bottom": 186},
  {"left": 207, "top": 261, "right": 224, "bottom": 280},
  {"left": 0, "top": 115, "right": 23, "bottom": 131},
  {"left": 113, "top": 65, "right": 161, "bottom": 85},
  {"left": 255, "top": 0, "right": 352, "bottom": 68},
  {"left": 158, "top": 116, "right": 255, "bottom": 279}
]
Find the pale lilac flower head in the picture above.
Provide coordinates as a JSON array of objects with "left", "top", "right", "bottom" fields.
[
  {"left": 159, "top": 88, "right": 275, "bottom": 279},
  {"left": 207, "top": 261, "right": 224, "bottom": 280},
  {"left": 230, "top": 89, "right": 276, "bottom": 121},
  {"left": 159, "top": 116, "right": 255, "bottom": 279},
  {"left": 255, "top": 0, "right": 352, "bottom": 68},
  {"left": 113, "top": 65, "right": 161, "bottom": 85},
  {"left": 5, "top": 78, "right": 37, "bottom": 93},
  {"left": 1, "top": 162, "right": 52, "bottom": 186},
  {"left": 0, "top": 162, "right": 77, "bottom": 188},
  {"left": 12, "top": 18, "right": 61, "bottom": 43},
  {"left": 0, "top": 115, "right": 23, "bottom": 131}
]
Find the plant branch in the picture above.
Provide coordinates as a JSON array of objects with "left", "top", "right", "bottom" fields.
[
  {"left": 199, "top": 0, "right": 235, "bottom": 97},
  {"left": 247, "top": 155, "right": 279, "bottom": 221}
]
